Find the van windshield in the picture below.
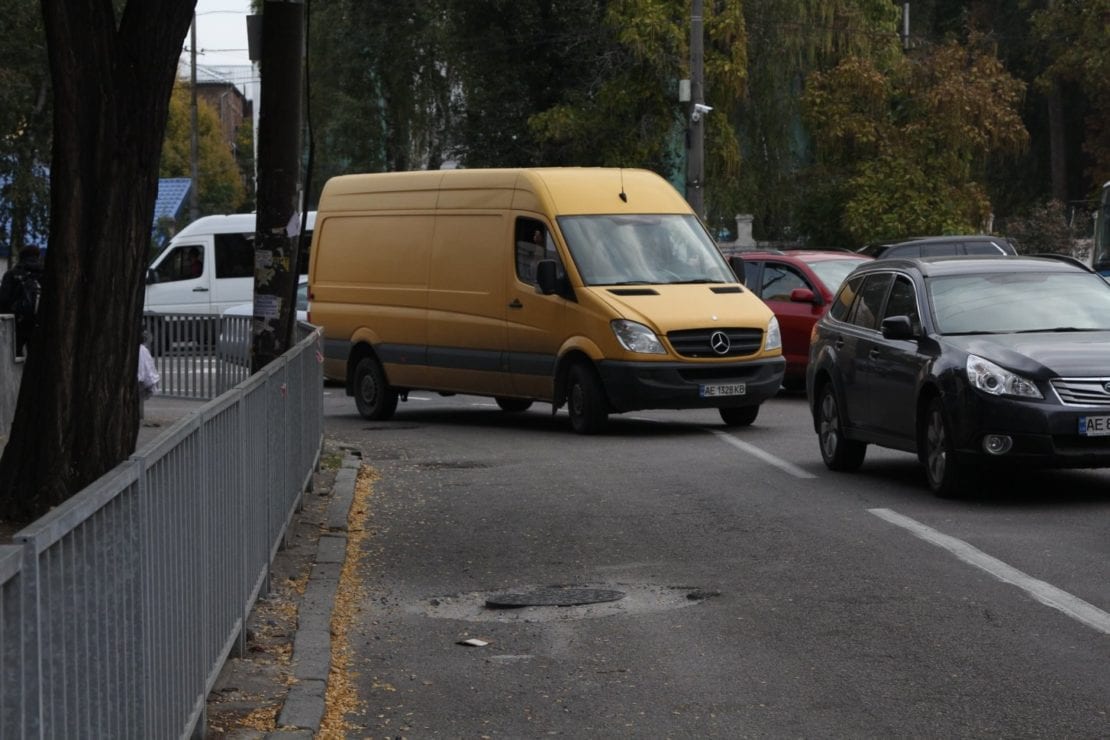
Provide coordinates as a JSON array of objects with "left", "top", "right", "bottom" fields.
[{"left": 557, "top": 214, "right": 735, "bottom": 286}]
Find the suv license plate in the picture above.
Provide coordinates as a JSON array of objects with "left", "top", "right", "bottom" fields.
[
  {"left": 700, "top": 383, "right": 746, "bottom": 398},
  {"left": 1079, "top": 415, "right": 1110, "bottom": 436}
]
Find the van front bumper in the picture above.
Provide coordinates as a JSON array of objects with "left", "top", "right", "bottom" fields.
[{"left": 597, "top": 356, "right": 785, "bottom": 412}]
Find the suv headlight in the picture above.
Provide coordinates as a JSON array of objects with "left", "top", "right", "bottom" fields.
[
  {"left": 966, "top": 354, "right": 1042, "bottom": 399},
  {"left": 611, "top": 320, "right": 665, "bottom": 354},
  {"left": 765, "top": 316, "right": 782, "bottom": 351}
]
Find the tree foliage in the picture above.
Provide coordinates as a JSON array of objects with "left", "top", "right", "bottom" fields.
[
  {"left": 1030, "top": 0, "right": 1110, "bottom": 192},
  {"left": 801, "top": 35, "right": 1027, "bottom": 245},
  {"left": 160, "top": 82, "right": 247, "bottom": 217},
  {"left": 0, "top": 0, "right": 51, "bottom": 259}
]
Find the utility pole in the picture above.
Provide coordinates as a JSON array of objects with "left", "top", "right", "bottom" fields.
[
  {"left": 189, "top": 14, "right": 199, "bottom": 223},
  {"left": 686, "top": 0, "right": 705, "bottom": 219},
  {"left": 251, "top": 0, "right": 305, "bottom": 373}
]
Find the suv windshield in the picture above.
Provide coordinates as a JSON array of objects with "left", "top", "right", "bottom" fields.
[
  {"left": 930, "top": 272, "right": 1110, "bottom": 334},
  {"left": 557, "top": 214, "right": 735, "bottom": 285}
]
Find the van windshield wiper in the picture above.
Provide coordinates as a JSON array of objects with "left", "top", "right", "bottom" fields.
[{"left": 670, "top": 279, "right": 725, "bottom": 284}]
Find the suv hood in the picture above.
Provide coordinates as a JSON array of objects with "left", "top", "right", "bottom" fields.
[{"left": 945, "top": 331, "right": 1110, "bottom": 378}]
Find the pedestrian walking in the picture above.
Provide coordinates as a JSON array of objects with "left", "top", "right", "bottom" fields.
[{"left": 0, "top": 244, "right": 44, "bottom": 357}]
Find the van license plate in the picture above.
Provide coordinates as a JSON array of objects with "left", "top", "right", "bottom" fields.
[
  {"left": 700, "top": 383, "right": 746, "bottom": 398},
  {"left": 1078, "top": 415, "right": 1110, "bottom": 436}
]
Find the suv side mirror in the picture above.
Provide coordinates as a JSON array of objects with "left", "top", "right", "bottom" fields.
[
  {"left": 789, "top": 287, "right": 822, "bottom": 306},
  {"left": 728, "top": 255, "right": 745, "bottom": 284},
  {"left": 881, "top": 315, "right": 915, "bottom": 340}
]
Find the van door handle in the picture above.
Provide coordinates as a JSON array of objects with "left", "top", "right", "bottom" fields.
[
  {"left": 193, "top": 287, "right": 209, "bottom": 292},
  {"left": 508, "top": 298, "right": 523, "bottom": 309}
]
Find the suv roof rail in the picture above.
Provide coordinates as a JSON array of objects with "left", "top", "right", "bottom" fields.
[{"left": 1028, "top": 253, "right": 1096, "bottom": 272}]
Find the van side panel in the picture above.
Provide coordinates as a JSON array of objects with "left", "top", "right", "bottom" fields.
[
  {"left": 312, "top": 213, "right": 432, "bottom": 387},
  {"left": 425, "top": 213, "right": 510, "bottom": 395}
]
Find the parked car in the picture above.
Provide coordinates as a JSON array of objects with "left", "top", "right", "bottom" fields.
[
  {"left": 858, "top": 235, "right": 1017, "bottom": 259},
  {"left": 217, "top": 277, "right": 310, "bottom": 366},
  {"left": 734, "top": 250, "right": 872, "bottom": 389},
  {"left": 806, "top": 255, "right": 1110, "bottom": 496}
]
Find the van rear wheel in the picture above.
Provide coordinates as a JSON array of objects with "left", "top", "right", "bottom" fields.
[
  {"left": 567, "top": 363, "right": 608, "bottom": 434},
  {"left": 353, "top": 356, "right": 398, "bottom": 420},
  {"left": 495, "top": 397, "right": 533, "bottom": 413}
]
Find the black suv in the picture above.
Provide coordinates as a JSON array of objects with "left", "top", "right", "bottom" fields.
[
  {"left": 858, "top": 235, "right": 1017, "bottom": 259},
  {"left": 806, "top": 255, "right": 1110, "bottom": 496}
]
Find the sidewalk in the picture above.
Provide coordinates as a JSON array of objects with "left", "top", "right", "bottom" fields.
[{"left": 142, "top": 394, "right": 357, "bottom": 737}]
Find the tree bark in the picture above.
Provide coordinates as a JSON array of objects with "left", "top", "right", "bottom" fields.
[
  {"left": 0, "top": 0, "right": 195, "bottom": 522},
  {"left": 1047, "top": 77, "right": 1068, "bottom": 203}
]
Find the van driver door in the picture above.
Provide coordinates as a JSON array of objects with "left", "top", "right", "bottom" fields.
[{"left": 506, "top": 216, "right": 567, "bottom": 400}]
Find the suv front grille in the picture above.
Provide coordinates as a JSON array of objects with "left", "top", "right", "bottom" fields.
[
  {"left": 667, "top": 328, "right": 763, "bottom": 358},
  {"left": 1050, "top": 377, "right": 1110, "bottom": 407}
]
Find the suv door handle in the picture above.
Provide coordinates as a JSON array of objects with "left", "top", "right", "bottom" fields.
[
  {"left": 193, "top": 287, "right": 209, "bottom": 292},
  {"left": 834, "top": 338, "right": 845, "bottom": 350},
  {"left": 508, "top": 298, "right": 523, "bottom": 309}
]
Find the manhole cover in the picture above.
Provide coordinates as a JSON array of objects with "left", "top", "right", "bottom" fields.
[{"left": 486, "top": 588, "right": 626, "bottom": 608}]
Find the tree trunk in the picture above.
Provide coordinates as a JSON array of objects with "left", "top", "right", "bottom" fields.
[
  {"left": 1047, "top": 77, "right": 1068, "bottom": 204},
  {"left": 0, "top": 0, "right": 195, "bottom": 522}
]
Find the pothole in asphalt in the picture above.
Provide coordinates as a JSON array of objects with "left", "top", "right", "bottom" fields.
[{"left": 415, "top": 583, "right": 717, "bottom": 623}]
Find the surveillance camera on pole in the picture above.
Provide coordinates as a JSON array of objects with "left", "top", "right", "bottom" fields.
[{"left": 691, "top": 103, "right": 713, "bottom": 123}]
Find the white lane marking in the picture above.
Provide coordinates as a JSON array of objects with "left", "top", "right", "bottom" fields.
[
  {"left": 712, "top": 431, "right": 817, "bottom": 479},
  {"left": 870, "top": 508, "right": 1110, "bottom": 636}
]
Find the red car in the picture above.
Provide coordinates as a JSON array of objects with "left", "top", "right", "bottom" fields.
[{"left": 733, "top": 249, "right": 872, "bottom": 389}]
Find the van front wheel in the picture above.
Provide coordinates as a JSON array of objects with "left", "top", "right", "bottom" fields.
[
  {"left": 567, "top": 363, "right": 608, "bottom": 434},
  {"left": 495, "top": 397, "right": 533, "bottom": 413},
  {"left": 353, "top": 356, "right": 398, "bottom": 420},
  {"left": 719, "top": 405, "right": 759, "bottom": 427}
]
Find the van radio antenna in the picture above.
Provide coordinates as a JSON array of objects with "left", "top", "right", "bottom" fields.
[{"left": 619, "top": 167, "right": 628, "bottom": 202}]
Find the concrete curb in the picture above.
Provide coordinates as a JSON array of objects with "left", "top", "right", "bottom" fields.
[{"left": 274, "top": 452, "right": 360, "bottom": 735}]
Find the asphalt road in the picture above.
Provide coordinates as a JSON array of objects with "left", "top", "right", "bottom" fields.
[{"left": 321, "top": 387, "right": 1110, "bottom": 737}]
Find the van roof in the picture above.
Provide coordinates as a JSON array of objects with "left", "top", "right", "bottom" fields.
[
  {"left": 318, "top": 168, "right": 692, "bottom": 216},
  {"left": 173, "top": 211, "right": 317, "bottom": 240}
]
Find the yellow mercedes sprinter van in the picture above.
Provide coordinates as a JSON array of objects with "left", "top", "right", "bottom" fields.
[{"left": 307, "top": 167, "right": 785, "bottom": 433}]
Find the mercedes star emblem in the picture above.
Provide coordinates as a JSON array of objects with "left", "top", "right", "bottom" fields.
[{"left": 710, "top": 331, "right": 731, "bottom": 355}]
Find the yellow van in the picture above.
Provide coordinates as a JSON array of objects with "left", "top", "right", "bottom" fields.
[{"left": 307, "top": 167, "right": 785, "bottom": 433}]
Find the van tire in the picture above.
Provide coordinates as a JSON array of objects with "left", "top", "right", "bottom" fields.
[
  {"left": 719, "top": 405, "right": 759, "bottom": 427},
  {"left": 495, "top": 397, "right": 533, "bottom": 413},
  {"left": 567, "top": 363, "right": 608, "bottom": 434},
  {"left": 353, "top": 356, "right": 398, "bottom": 420}
]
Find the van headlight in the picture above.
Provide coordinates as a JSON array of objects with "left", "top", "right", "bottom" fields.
[
  {"left": 966, "top": 354, "right": 1042, "bottom": 399},
  {"left": 765, "top": 316, "right": 782, "bottom": 351},
  {"left": 611, "top": 320, "right": 665, "bottom": 354}
]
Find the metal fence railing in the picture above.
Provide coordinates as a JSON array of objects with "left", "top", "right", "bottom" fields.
[
  {"left": 1, "top": 324, "right": 323, "bottom": 739},
  {"left": 142, "top": 312, "right": 255, "bottom": 400}
]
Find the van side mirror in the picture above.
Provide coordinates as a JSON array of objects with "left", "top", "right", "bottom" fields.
[
  {"left": 728, "top": 255, "right": 745, "bottom": 284},
  {"left": 535, "top": 259, "right": 559, "bottom": 295},
  {"left": 146, "top": 268, "right": 158, "bottom": 285}
]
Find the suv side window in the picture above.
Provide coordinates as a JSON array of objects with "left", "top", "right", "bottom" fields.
[
  {"left": 760, "top": 263, "right": 810, "bottom": 302},
  {"left": 964, "top": 240, "right": 1004, "bottom": 255},
  {"left": 886, "top": 244, "right": 920, "bottom": 258},
  {"left": 847, "top": 273, "right": 893, "bottom": 330},
  {"left": 918, "top": 242, "right": 959, "bottom": 257},
  {"left": 829, "top": 276, "right": 862, "bottom": 322},
  {"left": 881, "top": 275, "right": 921, "bottom": 334},
  {"left": 743, "top": 260, "right": 762, "bottom": 290}
]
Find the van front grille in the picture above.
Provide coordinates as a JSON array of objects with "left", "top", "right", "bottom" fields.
[{"left": 667, "top": 328, "right": 763, "bottom": 358}]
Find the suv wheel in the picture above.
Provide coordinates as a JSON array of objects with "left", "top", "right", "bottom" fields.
[
  {"left": 922, "top": 396, "right": 969, "bottom": 497},
  {"left": 817, "top": 382, "right": 866, "bottom": 471}
]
